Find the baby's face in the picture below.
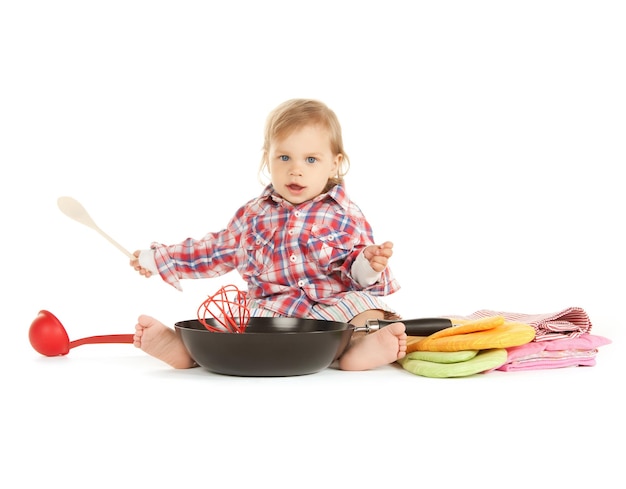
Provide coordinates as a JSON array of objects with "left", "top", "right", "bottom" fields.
[{"left": 267, "top": 124, "right": 341, "bottom": 205}]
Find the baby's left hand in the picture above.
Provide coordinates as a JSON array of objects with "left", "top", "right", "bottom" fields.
[{"left": 363, "top": 241, "right": 394, "bottom": 273}]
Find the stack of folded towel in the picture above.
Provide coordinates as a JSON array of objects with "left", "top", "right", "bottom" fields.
[{"left": 398, "top": 307, "right": 611, "bottom": 378}]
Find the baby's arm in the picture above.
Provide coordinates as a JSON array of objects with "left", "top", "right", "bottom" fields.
[{"left": 352, "top": 241, "right": 394, "bottom": 287}]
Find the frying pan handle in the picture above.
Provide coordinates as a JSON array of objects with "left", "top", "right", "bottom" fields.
[{"left": 369, "top": 318, "right": 453, "bottom": 336}]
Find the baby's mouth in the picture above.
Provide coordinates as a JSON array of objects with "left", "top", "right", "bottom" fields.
[{"left": 287, "top": 184, "right": 304, "bottom": 192}]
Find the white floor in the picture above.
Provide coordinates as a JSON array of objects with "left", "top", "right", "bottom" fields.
[{"left": 3, "top": 313, "right": 622, "bottom": 488}]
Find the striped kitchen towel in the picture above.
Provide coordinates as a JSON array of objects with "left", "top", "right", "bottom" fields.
[{"left": 451, "top": 307, "right": 592, "bottom": 341}]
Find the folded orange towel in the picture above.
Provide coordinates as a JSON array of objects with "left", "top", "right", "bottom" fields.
[
  {"left": 408, "top": 316, "right": 536, "bottom": 352},
  {"left": 427, "top": 315, "right": 504, "bottom": 338}
]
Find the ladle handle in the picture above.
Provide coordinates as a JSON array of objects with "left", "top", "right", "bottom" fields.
[{"left": 69, "top": 334, "right": 134, "bottom": 349}]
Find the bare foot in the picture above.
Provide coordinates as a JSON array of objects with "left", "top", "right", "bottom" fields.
[
  {"left": 134, "top": 315, "right": 196, "bottom": 369},
  {"left": 338, "top": 322, "right": 407, "bottom": 371}
]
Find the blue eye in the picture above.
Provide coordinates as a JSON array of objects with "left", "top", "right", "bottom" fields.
[
  {"left": 279, "top": 155, "right": 289, "bottom": 161},
  {"left": 306, "top": 157, "right": 317, "bottom": 164}
]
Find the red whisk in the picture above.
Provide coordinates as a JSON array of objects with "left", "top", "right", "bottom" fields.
[{"left": 197, "top": 284, "right": 251, "bottom": 333}]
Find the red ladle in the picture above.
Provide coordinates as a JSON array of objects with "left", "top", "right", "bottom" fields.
[{"left": 29, "top": 310, "right": 134, "bottom": 357}]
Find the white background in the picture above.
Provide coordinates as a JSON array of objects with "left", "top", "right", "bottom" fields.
[{"left": 1, "top": 1, "right": 624, "bottom": 488}]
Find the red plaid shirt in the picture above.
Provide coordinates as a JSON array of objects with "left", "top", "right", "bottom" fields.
[{"left": 151, "top": 184, "right": 400, "bottom": 317}]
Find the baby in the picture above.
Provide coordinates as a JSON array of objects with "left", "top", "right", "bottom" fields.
[{"left": 131, "top": 98, "right": 407, "bottom": 371}]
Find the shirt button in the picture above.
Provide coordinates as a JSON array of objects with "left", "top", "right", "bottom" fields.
[
  {"left": 294, "top": 211, "right": 301, "bottom": 218},
  {"left": 288, "top": 229, "right": 294, "bottom": 236},
  {"left": 298, "top": 280, "right": 305, "bottom": 287},
  {"left": 290, "top": 255, "right": 297, "bottom": 262}
]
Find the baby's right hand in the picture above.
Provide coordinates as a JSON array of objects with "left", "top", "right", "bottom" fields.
[
  {"left": 130, "top": 250, "right": 153, "bottom": 278},
  {"left": 362, "top": 241, "right": 394, "bottom": 273}
]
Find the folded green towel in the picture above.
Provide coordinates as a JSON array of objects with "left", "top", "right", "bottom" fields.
[{"left": 398, "top": 348, "right": 508, "bottom": 378}]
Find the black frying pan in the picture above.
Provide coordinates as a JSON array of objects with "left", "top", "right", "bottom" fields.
[{"left": 174, "top": 316, "right": 452, "bottom": 377}]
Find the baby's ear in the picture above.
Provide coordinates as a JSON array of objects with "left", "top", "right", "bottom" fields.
[
  {"left": 330, "top": 154, "right": 342, "bottom": 174},
  {"left": 263, "top": 152, "right": 270, "bottom": 172}
]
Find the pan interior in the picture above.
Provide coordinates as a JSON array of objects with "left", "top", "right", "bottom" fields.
[{"left": 175, "top": 317, "right": 350, "bottom": 334}]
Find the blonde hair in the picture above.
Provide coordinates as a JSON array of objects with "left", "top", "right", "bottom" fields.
[{"left": 259, "top": 99, "right": 350, "bottom": 191}]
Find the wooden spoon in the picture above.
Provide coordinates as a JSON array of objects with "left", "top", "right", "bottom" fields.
[{"left": 57, "top": 196, "right": 133, "bottom": 258}]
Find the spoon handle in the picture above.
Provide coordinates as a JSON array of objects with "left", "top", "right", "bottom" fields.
[{"left": 92, "top": 226, "right": 134, "bottom": 259}]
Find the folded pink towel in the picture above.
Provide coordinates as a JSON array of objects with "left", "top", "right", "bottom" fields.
[
  {"left": 498, "top": 352, "right": 598, "bottom": 371},
  {"left": 456, "top": 307, "right": 593, "bottom": 341},
  {"left": 497, "top": 333, "right": 612, "bottom": 372}
]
